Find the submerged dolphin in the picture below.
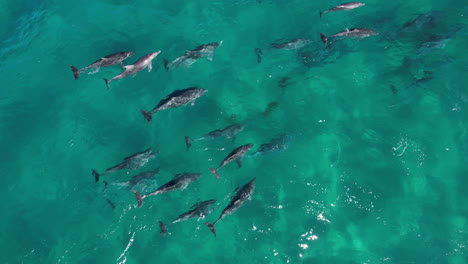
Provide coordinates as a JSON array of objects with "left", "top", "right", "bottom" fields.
[
  {"left": 184, "top": 124, "right": 244, "bottom": 150},
  {"left": 252, "top": 134, "right": 291, "bottom": 156},
  {"left": 209, "top": 143, "right": 253, "bottom": 179},
  {"left": 204, "top": 178, "right": 256, "bottom": 236},
  {"left": 103, "top": 51, "right": 161, "bottom": 88},
  {"left": 164, "top": 41, "right": 223, "bottom": 71},
  {"left": 113, "top": 167, "right": 160, "bottom": 187},
  {"left": 70, "top": 51, "right": 135, "bottom": 80},
  {"left": 320, "top": 2, "right": 365, "bottom": 18},
  {"left": 91, "top": 148, "right": 156, "bottom": 182},
  {"left": 158, "top": 199, "right": 216, "bottom": 236},
  {"left": 140, "top": 87, "right": 207, "bottom": 122},
  {"left": 255, "top": 39, "right": 312, "bottom": 63},
  {"left": 132, "top": 173, "right": 202, "bottom": 208},
  {"left": 320, "top": 28, "right": 378, "bottom": 45}
]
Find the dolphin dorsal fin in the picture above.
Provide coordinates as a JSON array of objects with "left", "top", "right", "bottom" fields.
[
  {"left": 190, "top": 200, "right": 202, "bottom": 209},
  {"left": 174, "top": 173, "right": 186, "bottom": 179}
]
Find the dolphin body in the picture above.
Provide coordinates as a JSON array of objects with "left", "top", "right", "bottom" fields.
[
  {"left": 320, "top": 28, "right": 378, "bottom": 46},
  {"left": 184, "top": 124, "right": 244, "bottom": 150},
  {"left": 103, "top": 51, "right": 161, "bottom": 88},
  {"left": 255, "top": 38, "right": 312, "bottom": 63},
  {"left": 252, "top": 134, "right": 291, "bottom": 156},
  {"left": 209, "top": 143, "right": 253, "bottom": 179},
  {"left": 164, "top": 41, "right": 223, "bottom": 71},
  {"left": 300, "top": 39, "right": 355, "bottom": 68},
  {"left": 113, "top": 167, "right": 160, "bottom": 187},
  {"left": 204, "top": 178, "right": 256, "bottom": 236},
  {"left": 70, "top": 51, "right": 135, "bottom": 80},
  {"left": 320, "top": 2, "right": 365, "bottom": 18},
  {"left": 132, "top": 173, "right": 202, "bottom": 208},
  {"left": 158, "top": 199, "right": 216, "bottom": 236},
  {"left": 140, "top": 87, "right": 207, "bottom": 122},
  {"left": 91, "top": 148, "right": 156, "bottom": 182},
  {"left": 400, "top": 11, "right": 445, "bottom": 33}
]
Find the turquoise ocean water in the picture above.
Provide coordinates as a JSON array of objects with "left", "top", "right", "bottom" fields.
[{"left": 1, "top": 0, "right": 467, "bottom": 263}]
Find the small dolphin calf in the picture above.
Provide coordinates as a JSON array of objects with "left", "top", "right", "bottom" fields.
[
  {"left": 204, "top": 178, "right": 256, "bottom": 236},
  {"left": 158, "top": 199, "right": 216, "bottom": 236},
  {"left": 132, "top": 173, "right": 202, "bottom": 208},
  {"left": 140, "top": 87, "right": 207, "bottom": 122},
  {"left": 103, "top": 51, "right": 161, "bottom": 88},
  {"left": 92, "top": 148, "right": 156, "bottom": 182},
  {"left": 209, "top": 143, "right": 253, "bottom": 179},
  {"left": 320, "top": 2, "right": 365, "bottom": 18},
  {"left": 164, "top": 41, "right": 223, "bottom": 71},
  {"left": 320, "top": 28, "right": 378, "bottom": 46},
  {"left": 255, "top": 39, "right": 312, "bottom": 63},
  {"left": 184, "top": 124, "right": 244, "bottom": 150},
  {"left": 70, "top": 51, "right": 135, "bottom": 80}
]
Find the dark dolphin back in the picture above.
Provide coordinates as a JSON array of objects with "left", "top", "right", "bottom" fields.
[{"left": 123, "top": 148, "right": 152, "bottom": 161}]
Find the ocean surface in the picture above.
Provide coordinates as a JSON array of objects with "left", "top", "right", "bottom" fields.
[{"left": 1, "top": 0, "right": 467, "bottom": 263}]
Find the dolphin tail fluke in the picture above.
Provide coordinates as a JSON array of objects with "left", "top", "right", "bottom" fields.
[
  {"left": 152, "top": 167, "right": 160, "bottom": 174},
  {"left": 103, "top": 78, "right": 110, "bottom": 89},
  {"left": 204, "top": 222, "right": 217, "bottom": 237},
  {"left": 158, "top": 221, "right": 167, "bottom": 237},
  {"left": 92, "top": 169, "right": 100, "bottom": 182},
  {"left": 70, "top": 65, "right": 80, "bottom": 80},
  {"left": 132, "top": 189, "right": 144, "bottom": 208},
  {"left": 209, "top": 168, "right": 219, "bottom": 179},
  {"left": 106, "top": 198, "right": 116, "bottom": 210},
  {"left": 163, "top": 59, "right": 170, "bottom": 71},
  {"left": 235, "top": 159, "right": 242, "bottom": 168},
  {"left": 254, "top": 48, "right": 263, "bottom": 63},
  {"left": 184, "top": 136, "right": 193, "bottom": 150},
  {"left": 320, "top": 33, "right": 327, "bottom": 46},
  {"left": 140, "top": 110, "right": 153, "bottom": 122},
  {"left": 102, "top": 181, "right": 108, "bottom": 192}
]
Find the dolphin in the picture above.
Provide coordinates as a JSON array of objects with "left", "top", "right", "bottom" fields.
[
  {"left": 320, "top": 28, "right": 378, "bottom": 46},
  {"left": 255, "top": 39, "right": 312, "bottom": 63},
  {"left": 400, "top": 11, "right": 445, "bottom": 33},
  {"left": 209, "top": 143, "right": 253, "bottom": 179},
  {"left": 113, "top": 167, "right": 160, "bottom": 187},
  {"left": 103, "top": 51, "right": 161, "bottom": 88},
  {"left": 132, "top": 173, "right": 202, "bottom": 208},
  {"left": 184, "top": 124, "right": 244, "bottom": 150},
  {"left": 417, "top": 36, "right": 450, "bottom": 56},
  {"left": 320, "top": 2, "right": 365, "bottom": 18},
  {"left": 252, "top": 134, "right": 291, "bottom": 156},
  {"left": 204, "top": 178, "right": 256, "bottom": 236},
  {"left": 299, "top": 39, "right": 355, "bottom": 68},
  {"left": 140, "top": 87, "right": 207, "bottom": 122},
  {"left": 269, "top": 39, "right": 313, "bottom": 50},
  {"left": 70, "top": 51, "right": 135, "bottom": 80},
  {"left": 91, "top": 148, "right": 156, "bottom": 182},
  {"left": 158, "top": 199, "right": 216, "bottom": 236},
  {"left": 164, "top": 41, "right": 223, "bottom": 71}
]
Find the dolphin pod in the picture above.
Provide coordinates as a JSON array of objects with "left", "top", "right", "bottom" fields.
[{"left": 81, "top": 1, "right": 387, "bottom": 237}]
